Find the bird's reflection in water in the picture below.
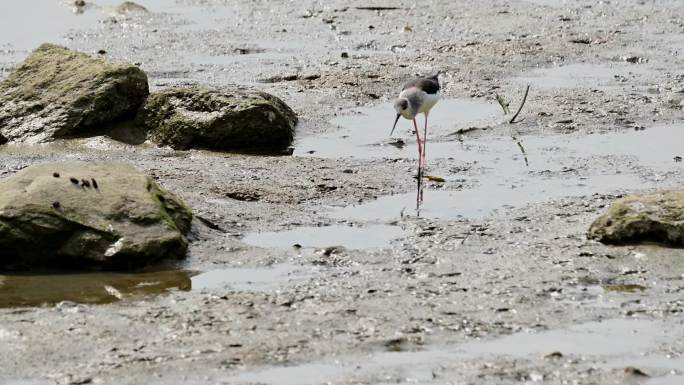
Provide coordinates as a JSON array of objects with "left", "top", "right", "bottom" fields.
[{"left": 415, "top": 169, "right": 425, "bottom": 216}]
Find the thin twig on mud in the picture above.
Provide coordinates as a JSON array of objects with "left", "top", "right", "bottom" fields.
[
  {"left": 504, "top": 85, "right": 531, "bottom": 166},
  {"left": 509, "top": 84, "right": 530, "bottom": 124},
  {"left": 511, "top": 135, "right": 529, "bottom": 167}
]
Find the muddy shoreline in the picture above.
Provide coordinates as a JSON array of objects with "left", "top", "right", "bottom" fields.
[{"left": 2, "top": 1, "right": 684, "bottom": 384}]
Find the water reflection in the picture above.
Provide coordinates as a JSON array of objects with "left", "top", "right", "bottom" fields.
[
  {"left": 415, "top": 170, "right": 425, "bottom": 216},
  {"left": 0, "top": 262, "right": 320, "bottom": 308},
  {"left": 0, "top": 270, "right": 191, "bottom": 307}
]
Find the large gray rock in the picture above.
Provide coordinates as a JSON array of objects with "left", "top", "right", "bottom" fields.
[
  {"left": 137, "top": 86, "right": 297, "bottom": 151},
  {"left": 0, "top": 44, "right": 149, "bottom": 143},
  {"left": 0, "top": 162, "right": 192, "bottom": 269},
  {"left": 588, "top": 190, "right": 684, "bottom": 246}
]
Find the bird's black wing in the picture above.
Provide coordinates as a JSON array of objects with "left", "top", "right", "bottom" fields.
[{"left": 402, "top": 74, "right": 440, "bottom": 94}]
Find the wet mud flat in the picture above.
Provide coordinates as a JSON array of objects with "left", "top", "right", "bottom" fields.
[{"left": 2, "top": 0, "right": 684, "bottom": 384}]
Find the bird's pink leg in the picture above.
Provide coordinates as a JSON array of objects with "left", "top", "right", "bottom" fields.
[
  {"left": 422, "top": 112, "right": 429, "bottom": 170},
  {"left": 413, "top": 118, "right": 423, "bottom": 173}
]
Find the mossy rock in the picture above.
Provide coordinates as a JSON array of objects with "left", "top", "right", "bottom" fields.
[
  {"left": 0, "top": 44, "right": 149, "bottom": 143},
  {"left": 588, "top": 190, "right": 684, "bottom": 246},
  {"left": 0, "top": 162, "right": 192, "bottom": 270},
  {"left": 137, "top": 86, "right": 297, "bottom": 151}
]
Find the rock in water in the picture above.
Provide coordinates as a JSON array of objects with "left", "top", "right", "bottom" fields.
[
  {"left": 588, "top": 190, "right": 684, "bottom": 246},
  {"left": 137, "top": 86, "right": 297, "bottom": 151},
  {"left": 0, "top": 162, "right": 192, "bottom": 269},
  {"left": 115, "top": 1, "right": 149, "bottom": 14},
  {"left": 0, "top": 44, "right": 149, "bottom": 143}
]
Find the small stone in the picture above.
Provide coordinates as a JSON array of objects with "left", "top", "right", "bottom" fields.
[
  {"left": 544, "top": 351, "right": 563, "bottom": 359},
  {"left": 624, "top": 367, "right": 649, "bottom": 377},
  {"left": 623, "top": 56, "right": 646, "bottom": 64},
  {"left": 115, "top": 1, "right": 148, "bottom": 14},
  {"left": 569, "top": 38, "right": 591, "bottom": 44}
]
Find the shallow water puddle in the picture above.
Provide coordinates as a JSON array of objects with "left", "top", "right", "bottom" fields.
[
  {"left": 294, "top": 98, "right": 501, "bottom": 158},
  {"left": 460, "top": 318, "right": 662, "bottom": 356},
  {"left": 565, "top": 125, "right": 684, "bottom": 169},
  {"left": 333, "top": 173, "right": 641, "bottom": 221},
  {"left": 242, "top": 224, "right": 405, "bottom": 250},
  {"left": 0, "top": 263, "right": 315, "bottom": 307},
  {"left": 0, "top": 270, "right": 191, "bottom": 307},
  {"left": 332, "top": 125, "right": 683, "bottom": 220},
  {"left": 0, "top": 0, "right": 156, "bottom": 51},
  {"left": 190, "top": 263, "right": 316, "bottom": 291},
  {"left": 225, "top": 319, "right": 673, "bottom": 385},
  {"left": 515, "top": 63, "right": 652, "bottom": 89},
  {"left": 646, "top": 374, "right": 684, "bottom": 385},
  {"left": 0, "top": 0, "right": 230, "bottom": 52}
]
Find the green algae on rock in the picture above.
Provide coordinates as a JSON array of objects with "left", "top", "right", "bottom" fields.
[
  {"left": 0, "top": 162, "right": 192, "bottom": 270},
  {"left": 137, "top": 86, "right": 297, "bottom": 151},
  {"left": 588, "top": 190, "right": 684, "bottom": 246},
  {"left": 0, "top": 44, "right": 149, "bottom": 144}
]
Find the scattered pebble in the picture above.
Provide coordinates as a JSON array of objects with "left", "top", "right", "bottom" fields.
[
  {"left": 624, "top": 366, "right": 649, "bottom": 377},
  {"left": 622, "top": 56, "right": 647, "bottom": 64}
]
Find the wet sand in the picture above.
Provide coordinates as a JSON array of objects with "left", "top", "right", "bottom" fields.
[{"left": 1, "top": 1, "right": 684, "bottom": 384}]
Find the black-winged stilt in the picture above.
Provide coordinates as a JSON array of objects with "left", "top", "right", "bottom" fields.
[{"left": 390, "top": 73, "right": 440, "bottom": 176}]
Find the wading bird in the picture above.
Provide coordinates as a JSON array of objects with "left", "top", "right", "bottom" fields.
[{"left": 390, "top": 73, "right": 440, "bottom": 177}]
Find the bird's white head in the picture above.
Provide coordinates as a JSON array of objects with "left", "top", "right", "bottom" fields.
[
  {"left": 390, "top": 98, "right": 413, "bottom": 136},
  {"left": 394, "top": 98, "right": 413, "bottom": 119}
]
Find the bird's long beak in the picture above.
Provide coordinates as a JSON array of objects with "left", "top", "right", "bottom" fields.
[{"left": 390, "top": 114, "right": 401, "bottom": 136}]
